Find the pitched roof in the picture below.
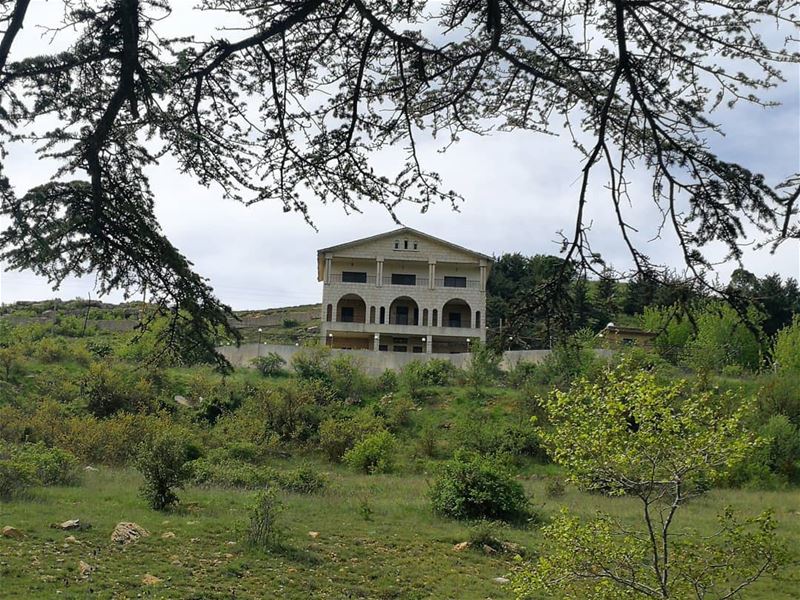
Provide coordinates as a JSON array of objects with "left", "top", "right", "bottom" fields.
[{"left": 317, "top": 227, "right": 494, "bottom": 261}]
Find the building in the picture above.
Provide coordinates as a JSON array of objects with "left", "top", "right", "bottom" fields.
[
  {"left": 597, "top": 323, "right": 657, "bottom": 348},
  {"left": 318, "top": 228, "right": 492, "bottom": 353}
]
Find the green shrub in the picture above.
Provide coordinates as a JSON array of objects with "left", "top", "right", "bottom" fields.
[
  {"left": 455, "top": 419, "right": 547, "bottom": 463},
  {"left": 429, "top": 452, "right": 530, "bottom": 522},
  {"left": 82, "top": 362, "right": 155, "bottom": 417},
  {"left": 10, "top": 442, "right": 80, "bottom": 486},
  {"left": 415, "top": 423, "right": 439, "bottom": 458},
  {"left": 318, "top": 412, "right": 385, "bottom": 462},
  {"left": 505, "top": 361, "right": 539, "bottom": 389},
  {"left": 135, "top": 432, "right": 193, "bottom": 511},
  {"left": 258, "top": 383, "right": 322, "bottom": 442},
  {"left": 192, "top": 458, "right": 274, "bottom": 489},
  {"left": 251, "top": 352, "right": 287, "bottom": 377},
  {"left": 291, "top": 344, "right": 332, "bottom": 381},
  {"left": 761, "top": 415, "right": 800, "bottom": 483},
  {"left": 467, "top": 519, "right": 506, "bottom": 551},
  {"left": 276, "top": 465, "right": 327, "bottom": 494},
  {"left": 773, "top": 316, "right": 800, "bottom": 374},
  {"left": 464, "top": 341, "right": 501, "bottom": 398},
  {"left": 343, "top": 430, "right": 397, "bottom": 474},
  {"left": 246, "top": 487, "right": 284, "bottom": 550},
  {"left": 400, "top": 359, "right": 456, "bottom": 399},
  {"left": 376, "top": 369, "right": 399, "bottom": 393},
  {"left": 0, "top": 459, "right": 35, "bottom": 501},
  {"left": 376, "top": 394, "right": 416, "bottom": 431},
  {"left": 756, "top": 373, "right": 800, "bottom": 426},
  {"left": 327, "top": 354, "right": 372, "bottom": 402},
  {"left": 0, "top": 347, "right": 22, "bottom": 382},
  {"left": 544, "top": 477, "right": 566, "bottom": 498},
  {"left": 682, "top": 302, "right": 764, "bottom": 373}
]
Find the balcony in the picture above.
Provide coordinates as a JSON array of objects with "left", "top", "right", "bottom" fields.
[
  {"left": 329, "top": 273, "right": 377, "bottom": 284},
  {"left": 327, "top": 274, "right": 480, "bottom": 290},
  {"left": 325, "top": 321, "right": 482, "bottom": 338}
]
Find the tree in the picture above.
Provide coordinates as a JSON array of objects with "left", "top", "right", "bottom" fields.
[
  {"left": 1, "top": 1, "right": 797, "bottom": 364},
  {"left": 773, "top": 316, "right": 800, "bottom": 374},
  {"left": 516, "top": 363, "right": 787, "bottom": 599}
]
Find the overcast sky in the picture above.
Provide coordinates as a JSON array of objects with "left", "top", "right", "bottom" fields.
[{"left": 1, "top": 1, "right": 798, "bottom": 310}]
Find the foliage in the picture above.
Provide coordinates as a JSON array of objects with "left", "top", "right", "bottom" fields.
[
  {"left": 318, "top": 412, "right": 385, "bottom": 462},
  {"left": 773, "top": 316, "right": 800, "bottom": 374},
  {"left": 0, "top": 346, "right": 22, "bottom": 382},
  {"left": 544, "top": 477, "right": 565, "bottom": 499},
  {"left": 682, "top": 302, "right": 765, "bottom": 373},
  {"left": 400, "top": 359, "right": 456, "bottom": 400},
  {"left": 82, "top": 361, "right": 156, "bottom": 418},
  {"left": 464, "top": 341, "right": 501, "bottom": 399},
  {"left": 521, "top": 362, "right": 783, "bottom": 598},
  {"left": 467, "top": 519, "right": 505, "bottom": 552},
  {"left": 375, "top": 370, "right": 399, "bottom": 394},
  {"left": 642, "top": 304, "right": 695, "bottom": 364},
  {"left": 429, "top": 452, "right": 530, "bottom": 523},
  {"left": 246, "top": 487, "right": 284, "bottom": 550},
  {"left": 135, "top": 432, "right": 193, "bottom": 511},
  {"left": 5, "top": 442, "right": 81, "bottom": 487},
  {"left": 251, "top": 352, "right": 287, "bottom": 377},
  {"left": 343, "top": 431, "right": 397, "bottom": 474},
  {"left": 290, "top": 344, "right": 332, "bottom": 381},
  {"left": 455, "top": 419, "right": 547, "bottom": 463},
  {"left": 0, "top": 458, "right": 35, "bottom": 501}
]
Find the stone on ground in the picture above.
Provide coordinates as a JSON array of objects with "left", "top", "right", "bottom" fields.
[{"left": 111, "top": 522, "right": 150, "bottom": 545}]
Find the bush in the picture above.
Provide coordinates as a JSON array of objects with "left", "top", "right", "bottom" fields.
[
  {"left": 82, "top": 362, "right": 155, "bottom": 417},
  {"left": 135, "top": 432, "right": 193, "bottom": 511},
  {"left": 318, "top": 412, "right": 385, "bottom": 462},
  {"left": 251, "top": 352, "right": 287, "bottom": 377},
  {"left": 291, "top": 344, "right": 332, "bottom": 381},
  {"left": 376, "top": 394, "right": 416, "bottom": 431},
  {"left": 246, "top": 487, "right": 284, "bottom": 550},
  {"left": 467, "top": 519, "right": 506, "bottom": 551},
  {"left": 0, "top": 459, "right": 35, "bottom": 501},
  {"left": 376, "top": 369, "right": 399, "bottom": 393},
  {"left": 343, "top": 430, "right": 397, "bottom": 474},
  {"left": 277, "top": 465, "right": 327, "bottom": 494},
  {"left": 327, "top": 354, "right": 372, "bottom": 403},
  {"left": 773, "top": 316, "right": 800, "bottom": 374},
  {"left": 455, "top": 419, "right": 547, "bottom": 463},
  {"left": 192, "top": 458, "right": 274, "bottom": 489},
  {"left": 544, "top": 477, "right": 566, "bottom": 498},
  {"left": 10, "top": 442, "right": 80, "bottom": 486},
  {"left": 429, "top": 452, "right": 530, "bottom": 522},
  {"left": 682, "top": 302, "right": 764, "bottom": 373},
  {"left": 464, "top": 341, "right": 502, "bottom": 398},
  {"left": 400, "top": 359, "right": 456, "bottom": 399}
]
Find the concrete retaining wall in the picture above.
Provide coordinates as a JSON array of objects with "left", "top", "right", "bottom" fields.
[{"left": 217, "top": 343, "right": 613, "bottom": 375}]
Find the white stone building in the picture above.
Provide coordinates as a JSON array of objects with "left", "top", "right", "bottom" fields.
[{"left": 318, "top": 228, "right": 492, "bottom": 353}]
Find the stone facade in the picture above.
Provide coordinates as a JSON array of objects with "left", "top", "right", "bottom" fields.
[{"left": 318, "top": 228, "right": 491, "bottom": 353}]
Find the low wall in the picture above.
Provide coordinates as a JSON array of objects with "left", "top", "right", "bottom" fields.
[{"left": 217, "top": 343, "right": 614, "bottom": 375}]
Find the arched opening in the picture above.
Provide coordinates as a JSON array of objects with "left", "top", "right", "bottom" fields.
[
  {"left": 389, "top": 296, "right": 419, "bottom": 326},
  {"left": 336, "top": 294, "right": 367, "bottom": 323},
  {"left": 379, "top": 306, "right": 386, "bottom": 324},
  {"left": 369, "top": 306, "right": 376, "bottom": 324},
  {"left": 432, "top": 309, "right": 438, "bottom": 327},
  {"left": 475, "top": 310, "right": 481, "bottom": 328},
  {"left": 442, "top": 299, "right": 472, "bottom": 328},
  {"left": 422, "top": 308, "right": 429, "bottom": 326},
  {"left": 326, "top": 303, "right": 333, "bottom": 322}
]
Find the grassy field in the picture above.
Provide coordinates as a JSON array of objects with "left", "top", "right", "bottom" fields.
[{"left": 2, "top": 465, "right": 799, "bottom": 599}]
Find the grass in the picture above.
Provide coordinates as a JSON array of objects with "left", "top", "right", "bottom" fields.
[{"left": 2, "top": 466, "right": 799, "bottom": 599}]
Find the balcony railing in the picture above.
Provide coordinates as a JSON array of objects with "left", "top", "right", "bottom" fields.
[
  {"left": 327, "top": 274, "right": 480, "bottom": 290},
  {"left": 329, "top": 274, "right": 377, "bottom": 284},
  {"left": 434, "top": 278, "right": 480, "bottom": 289},
  {"left": 382, "top": 276, "right": 429, "bottom": 287}
]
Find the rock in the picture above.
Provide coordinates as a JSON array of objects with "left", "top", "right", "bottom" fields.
[
  {"left": 2, "top": 526, "right": 24, "bottom": 539},
  {"left": 59, "top": 519, "right": 82, "bottom": 530},
  {"left": 174, "top": 395, "right": 197, "bottom": 408},
  {"left": 64, "top": 535, "right": 79, "bottom": 544},
  {"left": 482, "top": 544, "right": 497, "bottom": 555},
  {"left": 161, "top": 531, "right": 175, "bottom": 539},
  {"left": 110, "top": 522, "right": 149, "bottom": 545},
  {"left": 84, "top": 466, "right": 98, "bottom": 472},
  {"left": 493, "top": 577, "right": 510, "bottom": 585},
  {"left": 225, "top": 541, "right": 236, "bottom": 546},
  {"left": 500, "top": 541, "right": 526, "bottom": 556},
  {"left": 452, "top": 541, "right": 470, "bottom": 552},
  {"left": 78, "top": 560, "right": 93, "bottom": 577},
  {"left": 308, "top": 531, "right": 319, "bottom": 539},
  {"left": 142, "top": 574, "right": 162, "bottom": 585}
]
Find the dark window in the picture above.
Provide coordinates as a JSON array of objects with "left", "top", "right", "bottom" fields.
[
  {"left": 396, "top": 306, "right": 409, "bottom": 325},
  {"left": 412, "top": 346, "right": 423, "bottom": 353},
  {"left": 341, "top": 307, "right": 355, "bottom": 322},
  {"left": 432, "top": 309, "right": 438, "bottom": 327},
  {"left": 379, "top": 307, "right": 386, "bottom": 324},
  {"left": 622, "top": 338, "right": 635, "bottom": 346},
  {"left": 369, "top": 306, "right": 376, "bottom": 324},
  {"left": 379, "top": 344, "right": 388, "bottom": 351},
  {"left": 394, "top": 240, "right": 399, "bottom": 249},
  {"left": 326, "top": 304, "right": 332, "bottom": 322},
  {"left": 413, "top": 242, "right": 418, "bottom": 250},
  {"left": 391, "top": 273, "right": 416, "bottom": 286},
  {"left": 413, "top": 307, "right": 419, "bottom": 326},
  {"left": 444, "top": 276, "right": 467, "bottom": 288},
  {"left": 448, "top": 312, "right": 462, "bottom": 327},
  {"left": 393, "top": 345, "right": 407, "bottom": 353},
  {"left": 404, "top": 240, "right": 408, "bottom": 249},
  {"left": 422, "top": 309, "right": 428, "bottom": 326},
  {"left": 475, "top": 310, "right": 481, "bottom": 328},
  {"left": 342, "top": 271, "right": 367, "bottom": 283},
  {"left": 393, "top": 337, "right": 408, "bottom": 344}
]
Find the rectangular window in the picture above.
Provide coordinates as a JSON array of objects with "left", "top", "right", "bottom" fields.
[
  {"left": 379, "top": 344, "right": 388, "bottom": 351},
  {"left": 393, "top": 345, "right": 407, "bottom": 353},
  {"left": 443, "top": 276, "right": 467, "bottom": 288},
  {"left": 412, "top": 346, "right": 423, "bottom": 353},
  {"left": 448, "top": 312, "right": 462, "bottom": 328},
  {"left": 341, "top": 307, "right": 355, "bottom": 322},
  {"left": 341, "top": 271, "right": 367, "bottom": 283},
  {"left": 391, "top": 273, "right": 416, "bottom": 286},
  {"left": 393, "top": 337, "right": 408, "bottom": 344}
]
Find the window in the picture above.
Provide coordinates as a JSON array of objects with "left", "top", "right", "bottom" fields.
[
  {"left": 443, "top": 276, "right": 467, "bottom": 288},
  {"left": 448, "top": 312, "right": 461, "bottom": 327},
  {"left": 379, "top": 307, "right": 386, "bottom": 324},
  {"left": 396, "top": 306, "right": 409, "bottom": 325},
  {"left": 393, "top": 337, "right": 408, "bottom": 344},
  {"left": 404, "top": 240, "right": 408, "bottom": 249},
  {"left": 412, "top": 346, "right": 423, "bottom": 353},
  {"left": 341, "top": 306, "right": 355, "bottom": 322},
  {"left": 342, "top": 271, "right": 367, "bottom": 283},
  {"left": 369, "top": 306, "right": 376, "bottom": 324},
  {"left": 391, "top": 273, "right": 416, "bottom": 285},
  {"left": 393, "top": 345, "right": 407, "bottom": 353},
  {"left": 422, "top": 308, "right": 428, "bottom": 326},
  {"left": 379, "top": 344, "right": 388, "bottom": 351},
  {"left": 432, "top": 309, "right": 438, "bottom": 327},
  {"left": 413, "top": 241, "right": 418, "bottom": 250},
  {"left": 326, "top": 304, "right": 332, "bottom": 322},
  {"left": 413, "top": 307, "right": 419, "bottom": 325},
  {"left": 394, "top": 240, "right": 399, "bottom": 249},
  {"left": 475, "top": 310, "right": 481, "bottom": 328}
]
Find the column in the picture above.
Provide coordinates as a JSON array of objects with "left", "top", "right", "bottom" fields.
[
  {"left": 324, "top": 254, "right": 332, "bottom": 284},
  {"left": 479, "top": 260, "right": 487, "bottom": 291},
  {"left": 425, "top": 336, "right": 433, "bottom": 354},
  {"left": 376, "top": 257, "right": 384, "bottom": 287},
  {"left": 428, "top": 259, "right": 436, "bottom": 289},
  {"left": 373, "top": 333, "right": 381, "bottom": 352}
]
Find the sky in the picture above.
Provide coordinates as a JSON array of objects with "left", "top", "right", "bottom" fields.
[{"left": 1, "top": 1, "right": 798, "bottom": 310}]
